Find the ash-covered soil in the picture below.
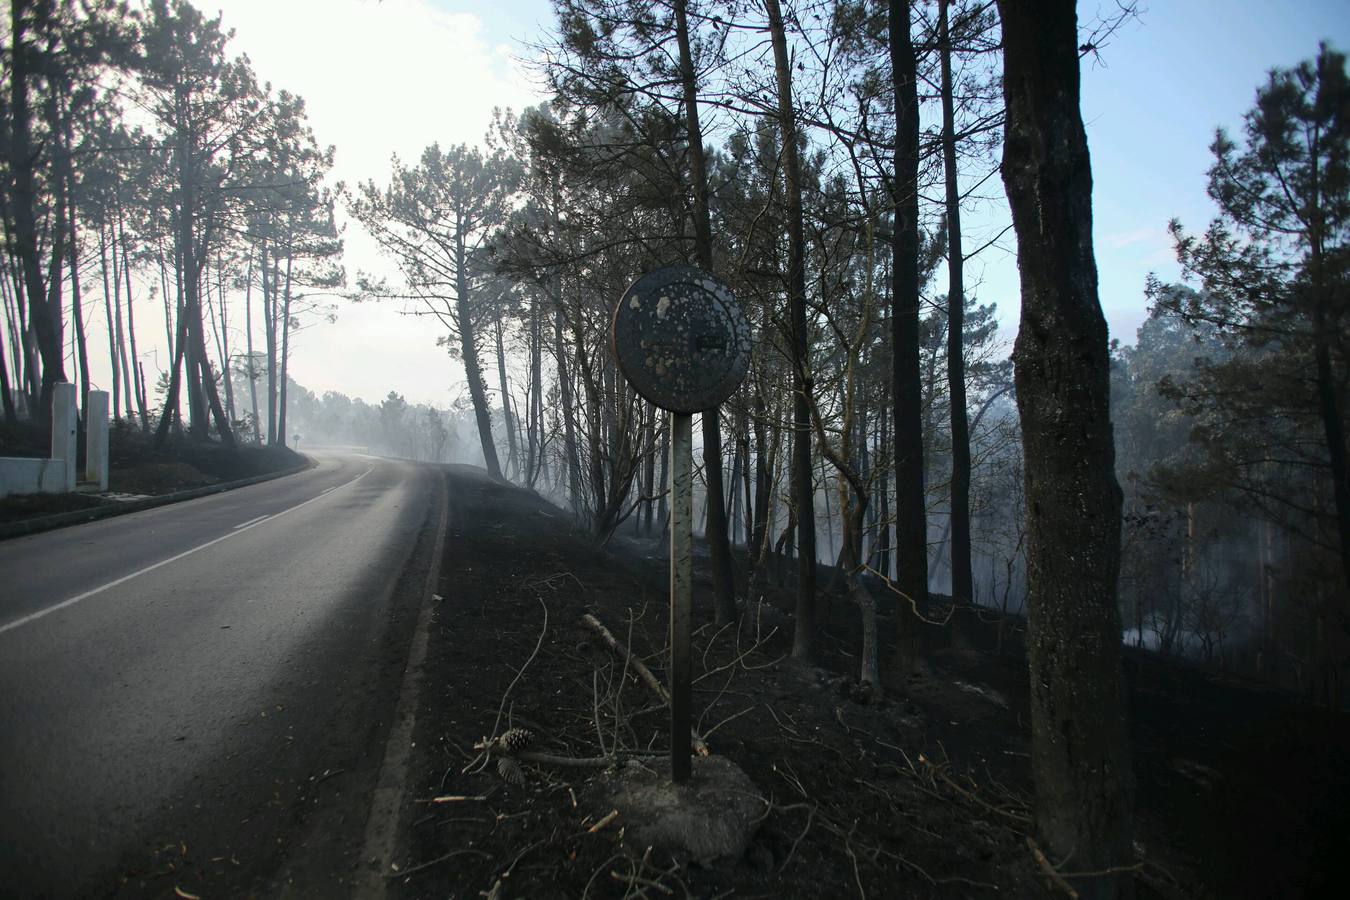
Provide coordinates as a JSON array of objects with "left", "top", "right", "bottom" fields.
[{"left": 391, "top": 465, "right": 1349, "bottom": 899}]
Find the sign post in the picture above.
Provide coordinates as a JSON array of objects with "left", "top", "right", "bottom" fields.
[
  {"left": 668, "top": 410, "right": 693, "bottom": 783},
  {"left": 611, "top": 266, "right": 749, "bottom": 784}
]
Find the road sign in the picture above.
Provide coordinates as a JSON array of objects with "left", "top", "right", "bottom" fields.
[
  {"left": 610, "top": 266, "right": 750, "bottom": 785},
  {"left": 611, "top": 266, "right": 750, "bottom": 414}
]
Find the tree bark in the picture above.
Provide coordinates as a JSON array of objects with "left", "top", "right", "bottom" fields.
[
  {"left": 98, "top": 225, "right": 121, "bottom": 420},
  {"left": 658, "top": 419, "right": 670, "bottom": 534},
  {"left": 0, "top": 256, "right": 37, "bottom": 414},
  {"left": 553, "top": 303, "right": 581, "bottom": 510},
  {"left": 1310, "top": 232, "right": 1350, "bottom": 705},
  {"left": 455, "top": 221, "right": 502, "bottom": 479},
  {"left": 114, "top": 243, "right": 132, "bottom": 424},
  {"left": 1310, "top": 247, "right": 1350, "bottom": 599},
  {"left": 494, "top": 313, "right": 519, "bottom": 478},
  {"left": 116, "top": 207, "right": 148, "bottom": 430},
  {"left": 642, "top": 403, "right": 657, "bottom": 535},
  {"left": 155, "top": 298, "right": 190, "bottom": 445},
  {"left": 53, "top": 86, "right": 90, "bottom": 426},
  {"left": 529, "top": 302, "right": 543, "bottom": 486},
  {"left": 940, "top": 0, "right": 973, "bottom": 610},
  {"left": 765, "top": 0, "right": 818, "bottom": 657},
  {"left": 878, "top": 399, "right": 892, "bottom": 578},
  {"left": 263, "top": 240, "right": 278, "bottom": 444},
  {"left": 244, "top": 244, "right": 261, "bottom": 443},
  {"left": 7, "top": 0, "right": 67, "bottom": 420},
  {"left": 740, "top": 410, "right": 754, "bottom": 549},
  {"left": 998, "top": 2, "right": 1134, "bottom": 894},
  {"left": 277, "top": 251, "right": 294, "bottom": 446},
  {"left": 171, "top": 96, "right": 233, "bottom": 447},
  {"left": 214, "top": 253, "right": 235, "bottom": 426},
  {"left": 0, "top": 308, "right": 14, "bottom": 424},
  {"left": 890, "top": 0, "right": 929, "bottom": 671}
]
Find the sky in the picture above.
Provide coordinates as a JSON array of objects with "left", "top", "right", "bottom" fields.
[{"left": 90, "top": 0, "right": 1350, "bottom": 409}]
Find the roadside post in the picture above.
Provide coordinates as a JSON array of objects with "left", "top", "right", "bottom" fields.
[
  {"left": 85, "top": 390, "right": 109, "bottom": 491},
  {"left": 611, "top": 266, "right": 750, "bottom": 783},
  {"left": 51, "top": 382, "right": 77, "bottom": 493}
]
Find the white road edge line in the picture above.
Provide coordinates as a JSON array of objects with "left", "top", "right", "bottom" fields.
[
  {"left": 233, "top": 515, "right": 269, "bottom": 530},
  {"left": 356, "top": 469, "right": 448, "bottom": 897},
  {"left": 0, "top": 467, "right": 373, "bottom": 636}
]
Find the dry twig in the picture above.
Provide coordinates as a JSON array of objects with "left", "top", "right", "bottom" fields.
[
  {"left": 1028, "top": 837, "right": 1079, "bottom": 899},
  {"left": 581, "top": 612, "right": 710, "bottom": 755},
  {"left": 389, "top": 848, "right": 491, "bottom": 879},
  {"left": 588, "top": 809, "right": 620, "bottom": 833}
]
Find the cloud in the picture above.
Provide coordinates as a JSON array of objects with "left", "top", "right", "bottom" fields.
[
  {"left": 200, "top": 0, "right": 545, "bottom": 406},
  {"left": 213, "top": 0, "right": 539, "bottom": 186}
]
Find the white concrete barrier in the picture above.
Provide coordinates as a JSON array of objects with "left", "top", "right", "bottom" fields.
[
  {"left": 0, "top": 457, "right": 68, "bottom": 495},
  {"left": 50, "top": 383, "right": 77, "bottom": 493},
  {"left": 0, "top": 383, "right": 93, "bottom": 498},
  {"left": 85, "top": 390, "right": 109, "bottom": 491}
]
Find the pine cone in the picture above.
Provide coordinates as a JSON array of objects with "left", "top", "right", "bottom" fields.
[{"left": 498, "top": 727, "right": 535, "bottom": 754}]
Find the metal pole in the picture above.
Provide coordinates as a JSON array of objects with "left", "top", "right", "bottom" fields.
[{"left": 669, "top": 410, "right": 693, "bottom": 783}]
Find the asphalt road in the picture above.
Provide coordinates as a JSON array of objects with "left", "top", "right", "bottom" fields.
[{"left": 0, "top": 451, "right": 444, "bottom": 897}]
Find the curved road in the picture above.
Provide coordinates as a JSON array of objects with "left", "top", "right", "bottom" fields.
[{"left": 0, "top": 452, "right": 443, "bottom": 897}]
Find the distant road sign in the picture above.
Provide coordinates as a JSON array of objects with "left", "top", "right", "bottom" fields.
[{"left": 611, "top": 266, "right": 750, "bottom": 413}]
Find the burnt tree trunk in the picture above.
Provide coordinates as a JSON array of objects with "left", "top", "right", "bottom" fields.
[
  {"left": 277, "top": 252, "right": 293, "bottom": 446},
  {"left": 263, "top": 240, "right": 278, "bottom": 444},
  {"left": 1307, "top": 202, "right": 1350, "bottom": 678},
  {"left": 58, "top": 89, "right": 91, "bottom": 422},
  {"left": 642, "top": 403, "right": 657, "bottom": 535},
  {"left": 244, "top": 245, "right": 262, "bottom": 443},
  {"left": 998, "top": 2, "right": 1134, "bottom": 895},
  {"left": 117, "top": 208, "right": 148, "bottom": 430},
  {"left": 940, "top": 0, "right": 973, "bottom": 610},
  {"left": 878, "top": 399, "right": 892, "bottom": 578},
  {"left": 553, "top": 304, "right": 581, "bottom": 510},
  {"left": 455, "top": 221, "right": 502, "bottom": 479},
  {"left": 528, "top": 302, "right": 544, "bottom": 486},
  {"left": 495, "top": 312, "right": 519, "bottom": 479},
  {"left": 6, "top": 0, "right": 66, "bottom": 419},
  {"left": 740, "top": 410, "right": 754, "bottom": 550},
  {"left": 766, "top": 0, "right": 818, "bottom": 656},
  {"left": 890, "top": 0, "right": 929, "bottom": 672},
  {"left": 98, "top": 225, "right": 120, "bottom": 420}
]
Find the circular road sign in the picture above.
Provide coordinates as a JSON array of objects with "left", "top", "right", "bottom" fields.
[{"left": 611, "top": 266, "right": 750, "bottom": 413}]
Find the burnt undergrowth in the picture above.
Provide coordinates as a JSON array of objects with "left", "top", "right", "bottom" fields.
[{"left": 393, "top": 466, "right": 1348, "bottom": 900}]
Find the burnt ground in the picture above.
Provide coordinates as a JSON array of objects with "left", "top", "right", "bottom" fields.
[
  {"left": 391, "top": 466, "right": 1350, "bottom": 900},
  {"left": 0, "top": 420, "right": 301, "bottom": 523},
  {"left": 102, "top": 427, "right": 303, "bottom": 495}
]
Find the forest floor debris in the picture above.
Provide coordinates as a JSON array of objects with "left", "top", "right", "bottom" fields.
[{"left": 392, "top": 465, "right": 1350, "bottom": 899}]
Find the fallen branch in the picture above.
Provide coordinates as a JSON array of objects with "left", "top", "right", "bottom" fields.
[
  {"left": 610, "top": 869, "right": 674, "bottom": 896},
  {"left": 861, "top": 565, "right": 955, "bottom": 626},
  {"left": 610, "top": 846, "right": 674, "bottom": 896},
  {"left": 920, "top": 754, "right": 1031, "bottom": 824},
  {"left": 472, "top": 733, "right": 663, "bottom": 777},
  {"left": 518, "top": 751, "right": 622, "bottom": 768},
  {"left": 581, "top": 612, "right": 710, "bottom": 755},
  {"left": 1027, "top": 837, "right": 1079, "bottom": 899},
  {"left": 389, "top": 848, "right": 491, "bottom": 879}
]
